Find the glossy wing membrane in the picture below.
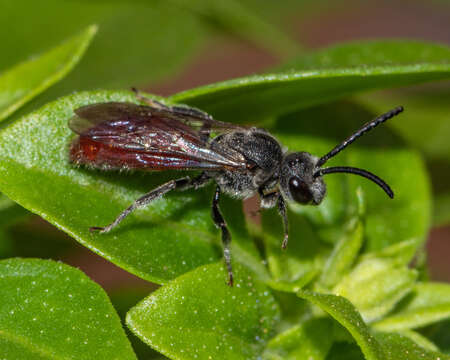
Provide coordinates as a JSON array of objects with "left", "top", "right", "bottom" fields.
[
  {"left": 70, "top": 102, "right": 244, "bottom": 134},
  {"left": 69, "top": 102, "right": 247, "bottom": 171}
]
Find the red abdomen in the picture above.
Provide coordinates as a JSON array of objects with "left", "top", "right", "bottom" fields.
[{"left": 70, "top": 136, "right": 204, "bottom": 171}]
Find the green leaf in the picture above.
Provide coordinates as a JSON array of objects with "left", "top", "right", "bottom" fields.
[
  {"left": 395, "top": 330, "right": 439, "bottom": 352},
  {"left": 374, "top": 332, "right": 450, "bottom": 360},
  {"left": 0, "top": 258, "right": 136, "bottom": 359},
  {"left": 297, "top": 290, "right": 385, "bottom": 360},
  {"left": 333, "top": 258, "right": 417, "bottom": 323},
  {"left": 0, "top": 90, "right": 267, "bottom": 284},
  {"left": 126, "top": 262, "right": 280, "bottom": 360},
  {"left": 171, "top": 41, "right": 450, "bottom": 121},
  {"left": 263, "top": 318, "right": 334, "bottom": 360},
  {"left": 359, "top": 239, "right": 419, "bottom": 268},
  {"left": 373, "top": 283, "right": 450, "bottom": 331},
  {"left": 0, "top": 25, "right": 96, "bottom": 121},
  {"left": 318, "top": 219, "right": 364, "bottom": 290}
]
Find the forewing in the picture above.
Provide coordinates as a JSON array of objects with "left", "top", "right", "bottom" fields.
[
  {"left": 69, "top": 102, "right": 246, "bottom": 135},
  {"left": 69, "top": 102, "right": 247, "bottom": 170}
]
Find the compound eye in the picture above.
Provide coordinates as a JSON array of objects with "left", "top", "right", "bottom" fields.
[{"left": 289, "top": 176, "right": 313, "bottom": 204}]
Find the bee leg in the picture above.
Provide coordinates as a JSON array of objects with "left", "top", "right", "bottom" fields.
[
  {"left": 277, "top": 195, "right": 289, "bottom": 249},
  {"left": 91, "top": 174, "right": 210, "bottom": 234},
  {"left": 177, "top": 172, "right": 211, "bottom": 191},
  {"left": 258, "top": 190, "right": 289, "bottom": 249},
  {"left": 211, "top": 185, "right": 233, "bottom": 287},
  {"left": 131, "top": 87, "right": 170, "bottom": 110}
]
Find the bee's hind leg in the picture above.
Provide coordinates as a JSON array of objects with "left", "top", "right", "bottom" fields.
[
  {"left": 258, "top": 189, "right": 289, "bottom": 249},
  {"left": 91, "top": 173, "right": 210, "bottom": 234}
]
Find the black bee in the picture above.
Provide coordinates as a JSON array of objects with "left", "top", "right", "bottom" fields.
[{"left": 69, "top": 91, "right": 402, "bottom": 286}]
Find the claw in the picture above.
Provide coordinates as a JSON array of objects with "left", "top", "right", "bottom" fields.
[
  {"left": 227, "top": 273, "right": 234, "bottom": 287},
  {"left": 281, "top": 235, "right": 289, "bottom": 250}
]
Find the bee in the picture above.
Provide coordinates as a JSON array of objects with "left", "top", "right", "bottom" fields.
[{"left": 70, "top": 92, "right": 402, "bottom": 286}]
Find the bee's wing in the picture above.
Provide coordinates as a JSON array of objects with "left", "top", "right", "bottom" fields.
[
  {"left": 70, "top": 102, "right": 247, "bottom": 135},
  {"left": 69, "top": 102, "right": 248, "bottom": 171}
]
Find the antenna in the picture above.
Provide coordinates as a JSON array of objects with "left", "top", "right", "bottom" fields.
[
  {"left": 313, "top": 106, "right": 403, "bottom": 198},
  {"left": 316, "top": 106, "right": 403, "bottom": 167},
  {"left": 315, "top": 166, "right": 394, "bottom": 198}
]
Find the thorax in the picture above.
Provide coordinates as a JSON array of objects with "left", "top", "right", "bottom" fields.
[{"left": 208, "top": 129, "right": 283, "bottom": 198}]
